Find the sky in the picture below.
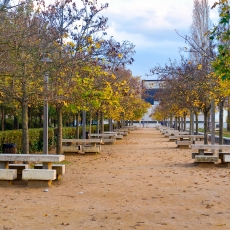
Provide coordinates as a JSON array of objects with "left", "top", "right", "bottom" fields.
[{"left": 94, "top": 0, "right": 219, "bottom": 80}]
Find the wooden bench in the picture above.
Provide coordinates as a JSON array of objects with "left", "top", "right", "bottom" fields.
[
  {"left": 191, "top": 144, "right": 230, "bottom": 167},
  {"left": 62, "top": 139, "right": 103, "bottom": 154},
  {"left": 0, "top": 154, "right": 65, "bottom": 186}
]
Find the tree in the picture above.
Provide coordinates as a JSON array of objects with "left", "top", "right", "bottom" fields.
[
  {"left": 210, "top": 0, "right": 230, "bottom": 140},
  {"left": 36, "top": 0, "right": 110, "bottom": 154},
  {"left": 0, "top": 1, "right": 53, "bottom": 153}
]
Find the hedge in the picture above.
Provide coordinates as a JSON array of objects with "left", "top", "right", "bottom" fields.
[{"left": 0, "top": 124, "right": 109, "bottom": 153}]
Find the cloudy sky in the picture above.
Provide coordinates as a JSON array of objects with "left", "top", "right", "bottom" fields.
[{"left": 95, "top": 0, "right": 219, "bottom": 79}]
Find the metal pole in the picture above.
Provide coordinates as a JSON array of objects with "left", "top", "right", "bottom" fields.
[{"left": 43, "top": 73, "right": 48, "bottom": 154}]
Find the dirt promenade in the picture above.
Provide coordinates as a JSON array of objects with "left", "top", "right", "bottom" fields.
[{"left": 1, "top": 128, "right": 230, "bottom": 230}]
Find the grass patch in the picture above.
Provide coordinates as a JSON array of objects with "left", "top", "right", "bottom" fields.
[{"left": 198, "top": 128, "right": 230, "bottom": 138}]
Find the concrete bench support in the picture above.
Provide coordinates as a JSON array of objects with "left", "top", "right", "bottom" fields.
[
  {"left": 223, "top": 155, "right": 230, "bottom": 168},
  {"left": 193, "top": 140, "right": 204, "bottom": 145},
  {"left": 176, "top": 140, "right": 192, "bottom": 148},
  {"left": 0, "top": 169, "right": 17, "bottom": 186},
  {"left": 195, "top": 156, "right": 218, "bottom": 167},
  {"left": 34, "top": 164, "right": 65, "bottom": 180},
  {"left": 82, "top": 146, "right": 101, "bottom": 154},
  {"left": 115, "top": 135, "right": 123, "bottom": 139},
  {"left": 9, "top": 164, "right": 28, "bottom": 174},
  {"left": 103, "top": 139, "right": 116, "bottom": 145},
  {"left": 169, "top": 136, "right": 178, "bottom": 142},
  {"left": 62, "top": 145, "right": 82, "bottom": 154},
  {"left": 22, "top": 169, "right": 56, "bottom": 187},
  {"left": 218, "top": 153, "right": 230, "bottom": 162},
  {"left": 191, "top": 153, "right": 213, "bottom": 159}
]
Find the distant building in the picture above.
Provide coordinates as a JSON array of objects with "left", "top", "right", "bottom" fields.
[
  {"left": 142, "top": 80, "right": 163, "bottom": 105},
  {"left": 140, "top": 80, "right": 227, "bottom": 129},
  {"left": 137, "top": 80, "right": 164, "bottom": 127}
]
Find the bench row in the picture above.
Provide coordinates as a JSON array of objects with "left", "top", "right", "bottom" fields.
[
  {"left": 0, "top": 164, "right": 65, "bottom": 186},
  {"left": 61, "top": 128, "right": 134, "bottom": 154}
]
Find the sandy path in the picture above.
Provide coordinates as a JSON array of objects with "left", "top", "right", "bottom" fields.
[{"left": 1, "top": 128, "right": 230, "bottom": 230}]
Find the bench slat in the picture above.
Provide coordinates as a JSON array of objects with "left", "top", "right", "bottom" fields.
[
  {"left": 191, "top": 144, "right": 230, "bottom": 150},
  {"left": 0, "top": 154, "right": 64, "bottom": 162},
  {"left": 62, "top": 139, "right": 102, "bottom": 143},
  {"left": 22, "top": 169, "right": 56, "bottom": 180}
]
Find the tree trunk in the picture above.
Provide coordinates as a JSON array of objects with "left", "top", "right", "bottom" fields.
[
  {"left": 76, "top": 112, "right": 80, "bottom": 139},
  {"left": 39, "top": 110, "right": 43, "bottom": 128},
  {"left": 219, "top": 100, "right": 224, "bottom": 145},
  {"left": 109, "top": 118, "right": 113, "bottom": 131},
  {"left": 22, "top": 99, "right": 29, "bottom": 154},
  {"left": 227, "top": 97, "right": 230, "bottom": 131},
  {"left": 178, "top": 117, "right": 181, "bottom": 131},
  {"left": 117, "top": 121, "right": 121, "bottom": 129},
  {"left": 96, "top": 112, "right": 100, "bottom": 133},
  {"left": 28, "top": 107, "right": 31, "bottom": 128},
  {"left": 54, "top": 119, "right": 56, "bottom": 128},
  {"left": 170, "top": 116, "right": 173, "bottom": 128},
  {"left": 204, "top": 111, "right": 209, "bottom": 144},
  {"left": 174, "top": 117, "right": 178, "bottom": 130},
  {"left": 210, "top": 99, "right": 215, "bottom": 146},
  {"left": 56, "top": 106, "right": 63, "bottom": 154},
  {"left": 89, "top": 112, "right": 92, "bottom": 137},
  {"left": 14, "top": 115, "right": 19, "bottom": 130},
  {"left": 195, "top": 113, "right": 199, "bottom": 135},
  {"left": 190, "top": 111, "right": 194, "bottom": 135},
  {"left": 183, "top": 113, "right": 187, "bottom": 132},
  {"left": 100, "top": 112, "right": 104, "bottom": 133},
  {"left": 82, "top": 110, "right": 86, "bottom": 139},
  {"left": 1, "top": 105, "right": 5, "bottom": 131},
  {"left": 121, "top": 113, "right": 125, "bottom": 128}
]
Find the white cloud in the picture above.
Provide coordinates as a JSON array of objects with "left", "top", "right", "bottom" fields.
[
  {"left": 99, "top": 0, "right": 219, "bottom": 36},
  {"left": 95, "top": 0, "right": 220, "bottom": 77},
  {"left": 101, "top": 0, "right": 192, "bottom": 32}
]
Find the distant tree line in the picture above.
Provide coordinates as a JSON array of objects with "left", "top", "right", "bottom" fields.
[{"left": 150, "top": 0, "right": 230, "bottom": 144}]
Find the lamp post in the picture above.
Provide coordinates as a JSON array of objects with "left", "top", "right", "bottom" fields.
[{"left": 41, "top": 57, "right": 52, "bottom": 155}]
